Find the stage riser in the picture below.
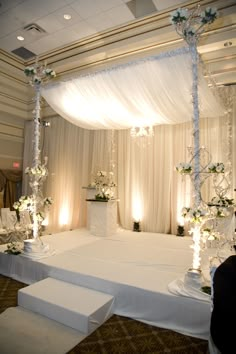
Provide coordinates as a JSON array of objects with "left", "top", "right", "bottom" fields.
[{"left": 18, "top": 277, "right": 114, "bottom": 334}]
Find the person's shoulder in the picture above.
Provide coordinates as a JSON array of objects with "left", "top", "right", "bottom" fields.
[{"left": 216, "top": 255, "right": 236, "bottom": 276}]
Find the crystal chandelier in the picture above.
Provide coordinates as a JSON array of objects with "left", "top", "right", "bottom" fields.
[{"left": 130, "top": 126, "right": 154, "bottom": 138}]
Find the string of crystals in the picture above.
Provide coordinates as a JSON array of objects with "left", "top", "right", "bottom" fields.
[
  {"left": 130, "top": 126, "right": 154, "bottom": 138},
  {"left": 171, "top": 6, "right": 218, "bottom": 279},
  {"left": 130, "top": 126, "right": 154, "bottom": 148},
  {"left": 14, "top": 60, "right": 56, "bottom": 246}
]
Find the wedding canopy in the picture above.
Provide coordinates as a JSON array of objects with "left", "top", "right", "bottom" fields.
[{"left": 42, "top": 47, "right": 225, "bottom": 130}]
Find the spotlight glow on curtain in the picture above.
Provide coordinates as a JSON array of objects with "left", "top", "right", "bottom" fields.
[
  {"left": 59, "top": 204, "right": 69, "bottom": 226},
  {"left": 42, "top": 48, "right": 224, "bottom": 130},
  {"left": 132, "top": 193, "right": 143, "bottom": 222}
]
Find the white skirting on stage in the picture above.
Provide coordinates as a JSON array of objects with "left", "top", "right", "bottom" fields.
[{"left": 0, "top": 228, "right": 212, "bottom": 340}]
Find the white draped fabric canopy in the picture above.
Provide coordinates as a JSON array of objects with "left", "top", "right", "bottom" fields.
[
  {"left": 42, "top": 48, "right": 224, "bottom": 130},
  {"left": 22, "top": 48, "right": 234, "bottom": 234}
]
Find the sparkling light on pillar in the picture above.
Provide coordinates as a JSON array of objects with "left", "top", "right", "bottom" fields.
[
  {"left": 171, "top": 6, "right": 218, "bottom": 273},
  {"left": 23, "top": 61, "right": 56, "bottom": 242}
]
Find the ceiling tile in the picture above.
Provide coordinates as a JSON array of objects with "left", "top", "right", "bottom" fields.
[
  {"left": 106, "top": 4, "right": 135, "bottom": 27},
  {"left": 96, "top": 0, "right": 124, "bottom": 11},
  {"left": 63, "top": 0, "right": 76, "bottom": 4},
  {"left": 51, "top": 5, "right": 83, "bottom": 26},
  {"left": 152, "top": 0, "right": 186, "bottom": 11},
  {"left": 35, "top": 14, "right": 66, "bottom": 34},
  {"left": 86, "top": 12, "right": 113, "bottom": 32},
  {"left": 0, "top": 29, "right": 36, "bottom": 52},
  {"left": 0, "top": 0, "right": 25, "bottom": 14},
  {"left": 0, "top": 12, "right": 23, "bottom": 37},
  {"left": 70, "top": 21, "right": 97, "bottom": 40},
  {"left": 70, "top": 0, "right": 102, "bottom": 20},
  {"left": 25, "top": 27, "right": 79, "bottom": 55}
]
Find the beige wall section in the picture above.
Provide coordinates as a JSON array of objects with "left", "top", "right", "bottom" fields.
[
  {"left": 0, "top": 114, "right": 24, "bottom": 170},
  {"left": 0, "top": 51, "right": 26, "bottom": 170},
  {"left": 0, "top": 50, "right": 30, "bottom": 120}
]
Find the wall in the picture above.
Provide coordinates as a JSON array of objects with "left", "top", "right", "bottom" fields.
[{"left": 0, "top": 50, "right": 29, "bottom": 170}]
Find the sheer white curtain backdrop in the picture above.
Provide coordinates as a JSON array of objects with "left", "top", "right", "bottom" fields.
[
  {"left": 22, "top": 87, "right": 235, "bottom": 235},
  {"left": 41, "top": 47, "right": 224, "bottom": 130}
]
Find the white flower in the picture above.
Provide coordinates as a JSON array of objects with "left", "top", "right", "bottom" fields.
[
  {"left": 170, "top": 8, "right": 189, "bottom": 24},
  {"left": 34, "top": 76, "right": 41, "bottom": 84},
  {"left": 25, "top": 165, "right": 48, "bottom": 177},
  {"left": 182, "top": 206, "right": 208, "bottom": 224},
  {"left": 176, "top": 162, "right": 192, "bottom": 174},
  {"left": 208, "top": 163, "right": 214, "bottom": 170},
  {"left": 44, "top": 197, "right": 53, "bottom": 206},
  {"left": 24, "top": 66, "right": 37, "bottom": 76},
  {"left": 36, "top": 212, "right": 45, "bottom": 222},
  {"left": 207, "top": 162, "right": 224, "bottom": 173},
  {"left": 200, "top": 7, "right": 218, "bottom": 24},
  {"left": 5, "top": 242, "right": 23, "bottom": 255}
]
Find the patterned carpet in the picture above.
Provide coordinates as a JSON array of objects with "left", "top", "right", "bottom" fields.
[{"left": 0, "top": 274, "right": 208, "bottom": 354}]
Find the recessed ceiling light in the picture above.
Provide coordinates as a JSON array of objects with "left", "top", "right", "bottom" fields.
[
  {"left": 64, "top": 14, "right": 72, "bottom": 20},
  {"left": 224, "top": 41, "right": 232, "bottom": 47},
  {"left": 17, "top": 35, "right": 24, "bottom": 41}
]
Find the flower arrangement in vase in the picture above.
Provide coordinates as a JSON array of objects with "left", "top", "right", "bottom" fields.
[{"left": 91, "top": 170, "right": 117, "bottom": 201}]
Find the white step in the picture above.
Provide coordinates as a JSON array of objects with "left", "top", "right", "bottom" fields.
[{"left": 18, "top": 277, "right": 114, "bottom": 334}]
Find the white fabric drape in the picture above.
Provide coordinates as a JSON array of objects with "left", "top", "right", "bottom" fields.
[
  {"left": 23, "top": 87, "right": 235, "bottom": 234},
  {"left": 41, "top": 48, "right": 224, "bottom": 130}
]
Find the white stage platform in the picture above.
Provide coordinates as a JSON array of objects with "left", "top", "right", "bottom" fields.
[{"left": 0, "top": 228, "right": 212, "bottom": 340}]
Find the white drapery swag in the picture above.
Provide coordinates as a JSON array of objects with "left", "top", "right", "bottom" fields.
[
  {"left": 41, "top": 47, "right": 224, "bottom": 130},
  {"left": 22, "top": 86, "right": 235, "bottom": 234}
]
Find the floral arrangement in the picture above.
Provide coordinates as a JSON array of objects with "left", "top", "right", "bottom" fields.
[
  {"left": 24, "top": 64, "right": 56, "bottom": 85},
  {"left": 91, "top": 170, "right": 117, "bottom": 201},
  {"left": 209, "top": 196, "right": 234, "bottom": 207},
  {"left": 42, "top": 68, "right": 56, "bottom": 77},
  {"left": 170, "top": 8, "right": 189, "bottom": 25},
  {"left": 207, "top": 162, "right": 224, "bottom": 173},
  {"left": 181, "top": 206, "right": 208, "bottom": 224},
  {"left": 13, "top": 195, "right": 32, "bottom": 212},
  {"left": 44, "top": 197, "right": 53, "bottom": 206},
  {"left": 25, "top": 165, "right": 48, "bottom": 177},
  {"left": 210, "top": 206, "right": 231, "bottom": 218},
  {"left": 24, "top": 67, "right": 36, "bottom": 76},
  {"left": 202, "top": 228, "right": 220, "bottom": 241},
  {"left": 170, "top": 6, "right": 218, "bottom": 44},
  {"left": 13, "top": 195, "right": 53, "bottom": 225},
  {"left": 175, "top": 162, "right": 192, "bottom": 174},
  {"left": 200, "top": 7, "right": 218, "bottom": 24},
  {"left": 4, "top": 242, "right": 23, "bottom": 255},
  {"left": 171, "top": 7, "right": 217, "bottom": 26}
]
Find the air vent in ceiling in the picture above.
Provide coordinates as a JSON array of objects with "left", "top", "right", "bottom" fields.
[
  {"left": 23, "top": 23, "right": 46, "bottom": 35},
  {"left": 126, "top": 0, "right": 156, "bottom": 18},
  {"left": 11, "top": 47, "right": 36, "bottom": 60}
]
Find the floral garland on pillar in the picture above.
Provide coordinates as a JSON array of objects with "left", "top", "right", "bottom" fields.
[
  {"left": 171, "top": 6, "right": 218, "bottom": 277},
  {"left": 13, "top": 61, "right": 56, "bottom": 247}
]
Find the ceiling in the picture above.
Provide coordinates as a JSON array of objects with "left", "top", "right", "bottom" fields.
[
  {"left": 0, "top": 0, "right": 236, "bottom": 86},
  {"left": 0, "top": 0, "right": 187, "bottom": 58}
]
